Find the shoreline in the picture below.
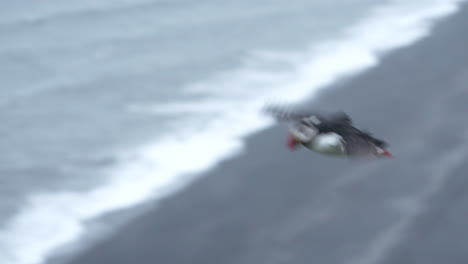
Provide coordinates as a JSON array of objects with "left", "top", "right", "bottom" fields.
[{"left": 61, "top": 3, "right": 468, "bottom": 264}]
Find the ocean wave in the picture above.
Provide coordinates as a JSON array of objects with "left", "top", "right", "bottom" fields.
[{"left": 0, "top": 0, "right": 162, "bottom": 26}]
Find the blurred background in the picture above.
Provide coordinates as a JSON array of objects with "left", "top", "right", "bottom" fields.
[{"left": 1, "top": 0, "right": 467, "bottom": 264}]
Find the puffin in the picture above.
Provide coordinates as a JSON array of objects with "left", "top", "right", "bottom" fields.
[{"left": 264, "top": 105, "right": 393, "bottom": 159}]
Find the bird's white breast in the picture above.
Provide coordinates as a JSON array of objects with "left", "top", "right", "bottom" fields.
[{"left": 305, "top": 132, "right": 346, "bottom": 156}]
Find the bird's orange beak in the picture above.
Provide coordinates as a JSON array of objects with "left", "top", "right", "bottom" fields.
[{"left": 287, "top": 133, "right": 300, "bottom": 150}]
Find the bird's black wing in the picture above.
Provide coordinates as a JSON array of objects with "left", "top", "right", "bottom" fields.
[
  {"left": 334, "top": 127, "right": 380, "bottom": 157},
  {"left": 344, "top": 135, "right": 377, "bottom": 157},
  {"left": 263, "top": 104, "right": 352, "bottom": 125},
  {"left": 262, "top": 104, "right": 325, "bottom": 124},
  {"left": 327, "top": 111, "right": 353, "bottom": 126},
  {"left": 359, "top": 130, "right": 389, "bottom": 149}
]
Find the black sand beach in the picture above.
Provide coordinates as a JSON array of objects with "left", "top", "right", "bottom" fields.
[{"left": 64, "top": 4, "right": 468, "bottom": 264}]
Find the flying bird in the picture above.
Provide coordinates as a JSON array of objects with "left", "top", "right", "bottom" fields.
[{"left": 264, "top": 105, "right": 393, "bottom": 159}]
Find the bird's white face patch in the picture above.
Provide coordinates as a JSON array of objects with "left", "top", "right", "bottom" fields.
[{"left": 288, "top": 123, "right": 318, "bottom": 142}]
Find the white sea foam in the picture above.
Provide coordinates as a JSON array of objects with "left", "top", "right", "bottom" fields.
[{"left": 0, "top": 0, "right": 465, "bottom": 263}]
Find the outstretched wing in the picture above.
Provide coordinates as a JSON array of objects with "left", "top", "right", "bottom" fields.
[
  {"left": 339, "top": 128, "right": 389, "bottom": 157},
  {"left": 263, "top": 104, "right": 318, "bottom": 121},
  {"left": 327, "top": 111, "right": 353, "bottom": 126},
  {"left": 263, "top": 104, "right": 352, "bottom": 126},
  {"left": 360, "top": 130, "right": 389, "bottom": 149},
  {"left": 342, "top": 134, "right": 377, "bottom": 157}
]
